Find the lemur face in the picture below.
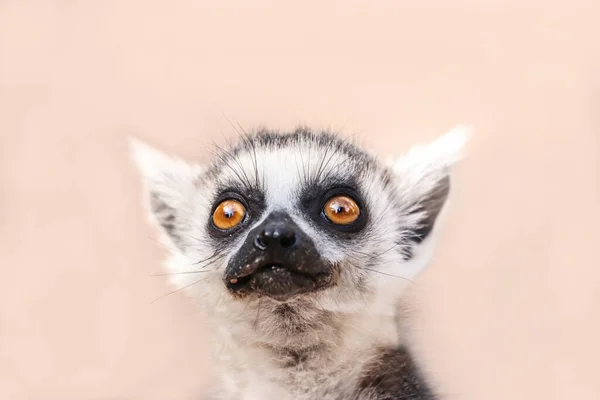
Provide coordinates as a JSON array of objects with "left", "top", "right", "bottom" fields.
[
  {"left": 206, "top": 132, "right": 385, "bottom": 302},
  {"left": 132, "top": 127, "right": 469, "bottom": 308}
]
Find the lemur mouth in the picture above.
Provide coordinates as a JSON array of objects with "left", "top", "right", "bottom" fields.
[
  {"left": 227, "top": 263, "right": 317, "bottom": 287},
  {"left": 225, "top": 263, "right": 329, "bottom": 300}
]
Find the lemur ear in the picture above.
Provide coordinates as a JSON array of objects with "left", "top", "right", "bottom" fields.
[
  {"left": 387, "top": 125, "right": 471, "bottom": 244},
  {"left": 129, "top": 138, "right": 203, "bottom": 249}
]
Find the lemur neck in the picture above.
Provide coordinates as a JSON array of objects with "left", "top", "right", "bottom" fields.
[{"left": 221, "top": 299, "right": 401, "bottom": 359}]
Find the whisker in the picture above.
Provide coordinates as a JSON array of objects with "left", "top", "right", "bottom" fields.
[
  {"left": 221, "top": 112, "right": 250, "bottom": 141},
  {"left": 236, "top": 127, "right": 261, "bottom": 189},
  {"left": 219, "top": 125, "right": 256, "bottom": 190},
  {"left": 191, "top": 250, "right": 222, "bottom": 266},
  {"left": 373, "top": 242, "right": 402, "bottom": 259},
  {"left": 150, "top": 270, "right": 211, "bottom": 277},
  {"left": 211, "top": 144, "right": 251, "bottom": 190},
  {"left": 147, "top": 237, "right": 196, "bottom": 261},
  {"left": 360, "top": 266, "right": 417, "bottom": 284},
  {"left": 150, "top": 276, "right": 207, "bottom": 304},
  {"left": 195, "top": 255, "right": 226, "bottom": 271},
  {"left": 307, "top": 137, "right": 313, "bottom": 184},
  {"left": 253, "top": 299, "right": 262, "bottom": 330},
  {"left": 312, "top": 137, "right": 335, "bottom": 186},
  {"left": 147, "top": 237, "right": 226, "bottom": 269},
  {"left": 149, "top": 252, "right": 224, "bottom": 279},
  {"left": 298, "top": 143, "right": 308, "bottom": 187}
]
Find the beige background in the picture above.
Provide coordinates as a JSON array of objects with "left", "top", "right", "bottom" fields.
[{"left": 1, "top": 1, "right": 599, "bottom": 399}]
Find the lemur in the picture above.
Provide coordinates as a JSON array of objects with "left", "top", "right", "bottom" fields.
[{"left": 131, "top": 125, "right": 470, "bottom": 400}]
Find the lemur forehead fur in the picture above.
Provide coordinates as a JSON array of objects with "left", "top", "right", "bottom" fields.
[{"left": 131, "top": 125, "right": 470, "bottom": 400}]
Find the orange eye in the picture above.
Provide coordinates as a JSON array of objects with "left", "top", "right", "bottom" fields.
[
  {"left": 323, "top": 196, "right": 360, "bottom": 225},
  {"left": 212, "top": 199, "right": 246, "bottom": 230}
]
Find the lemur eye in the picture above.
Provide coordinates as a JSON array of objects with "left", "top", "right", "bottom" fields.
[
  {"left": 213, "top": 199, "right": 246, "bottom": 230},
  {"left": 323, "top": 196, "right": 360, "bottom": 225}
]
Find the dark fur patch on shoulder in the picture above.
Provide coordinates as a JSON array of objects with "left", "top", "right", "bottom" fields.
[{"left": 357, "top": 346, "right": 437, "bottom": 400}]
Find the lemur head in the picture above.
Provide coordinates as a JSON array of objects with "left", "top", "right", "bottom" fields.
[{"left": 132, "top": 126, "right": 469, "bottom": 332}]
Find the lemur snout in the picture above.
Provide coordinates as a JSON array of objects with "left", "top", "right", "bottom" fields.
[{"left": 224, "top": 211, "right": 334, "bottom": 301}]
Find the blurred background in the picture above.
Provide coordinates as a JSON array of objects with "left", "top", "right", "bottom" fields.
[{"left": 1, "top": 1, "right": 598, "bottom": 399}]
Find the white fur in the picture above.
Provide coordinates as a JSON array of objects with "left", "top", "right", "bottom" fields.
[{"left": 130, "top": 126, "right": 470, "bottom": 399}]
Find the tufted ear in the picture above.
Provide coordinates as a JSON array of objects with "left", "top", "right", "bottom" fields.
[
  {"left": 129, "top": 138, "right": 203, "bottom": 249},
  {"left": 388, "top": 125, "right": 471, "bottom": 244}
]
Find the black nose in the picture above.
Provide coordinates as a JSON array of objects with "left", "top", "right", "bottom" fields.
[{"left": 254, "top": 225, "right": 297, "bottom": 251}]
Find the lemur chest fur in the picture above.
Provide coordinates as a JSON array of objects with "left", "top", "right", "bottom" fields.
[
  {"left": 210, "top": 338, "right": 434, "bottom": 400},
  {"left": 206, "top": 305, "right": 433, "bottom": 400}
]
